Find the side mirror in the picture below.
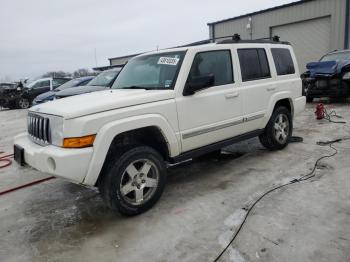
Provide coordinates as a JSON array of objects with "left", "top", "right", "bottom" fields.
[{"left": 183, "top": 74, "right": 215, "bottom": 96}]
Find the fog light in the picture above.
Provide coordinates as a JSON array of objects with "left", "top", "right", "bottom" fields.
[
  {"left": 63, "top": 135, "right": 96, "bottom": 148},
  {"left": 47, "top": 157, "right": 56, "bottom": 171}
]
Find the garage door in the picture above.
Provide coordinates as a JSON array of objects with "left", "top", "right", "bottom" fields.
[{"left": 271, "top": 16, "right": 331, "bottom": 73}]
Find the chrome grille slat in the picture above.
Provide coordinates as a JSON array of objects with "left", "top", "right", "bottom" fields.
[
  {"left": 43, "top": 118, "right": 47, "bottom": 142},
  {"left": 38, "top": 118, "right": 43, "bottom": 140},
  {"left": 28, "top": 113, "right": 51, "bottom": 145}
]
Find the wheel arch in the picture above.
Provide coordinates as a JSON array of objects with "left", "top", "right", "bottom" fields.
[
  {"left": 83, "top": 114, "right": 180, "bottom": 186},
  {"left": 263, "top": 92, "right": 294, "bottom": 127}
]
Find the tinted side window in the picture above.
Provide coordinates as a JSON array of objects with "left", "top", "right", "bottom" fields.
[
  {"left": 271, "top": 48, "right": 295, "bottom": 75},
  {"left": 189, "top": 50, "right": 233, "bottom": 86},
  {"left": 238, "top": 49, "right": 271, "bottom": 82},
  {"left": 33, "top": 80, "right": 50, "bottom": 89},
  {"left": 53, "top": 79, "right": 67, "bottom": 86}
]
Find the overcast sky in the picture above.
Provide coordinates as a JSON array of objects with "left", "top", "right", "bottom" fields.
[{"left": 0, "top": 0, "right": 295, "bottom": 81}]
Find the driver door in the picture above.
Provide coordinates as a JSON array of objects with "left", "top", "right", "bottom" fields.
[{"left": 176, "top": 49, "right": 244, "bottom": 153}]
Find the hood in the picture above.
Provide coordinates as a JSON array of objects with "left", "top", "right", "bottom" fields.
[
  {"left": 30, "top": 89, "right": 175, "bottom": 119},
  {"left": 306, "top": 60, "right": 350, "bottom": 77},
  {"left": 55, "top": 85, "right": 108, "bottom": 98},
  {"left": 34, "top": 91, "right": 55, "bottom": 101}
]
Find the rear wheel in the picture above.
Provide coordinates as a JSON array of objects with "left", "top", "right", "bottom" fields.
[
  {"left": 99, "top": 146, "right": 167, "bottom": 216},
  {"left": 259, "top": 107, "right": 292, "bottom": 151}
]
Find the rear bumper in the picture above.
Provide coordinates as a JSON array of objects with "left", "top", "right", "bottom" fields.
[
  {"left": 294, "top": 96, "right": 306, "bottom": 116},
  {"left": 14, "top": 133, "right": 93, "bottom": 184}
]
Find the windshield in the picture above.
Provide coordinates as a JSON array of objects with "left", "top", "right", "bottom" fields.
[
  {"left": 112, "top": 51, "right": 186, "bottom": 90},
  {"left": 56, "top": 79, "right": 84, "bottom": 91},
  {"left": 320, "top": 51, "right": 350, "bottom": 62},
  {"left": 88, "top": 70, "right": 119, "bottom": 87}
]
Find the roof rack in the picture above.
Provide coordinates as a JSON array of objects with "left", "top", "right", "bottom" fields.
[
  {"left": 181, "top": 34, "right": 290, "bottom": 47},
  {"left": 216, "top": 34, "right": 291, "bottom": 45}
]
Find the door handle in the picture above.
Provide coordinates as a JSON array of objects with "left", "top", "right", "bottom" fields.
[
  {"left": 225, "top": 92, "right": 239, "bottom": 99},
  {"left": 267, "top": 86, "right": 276, "bottom": 91}
]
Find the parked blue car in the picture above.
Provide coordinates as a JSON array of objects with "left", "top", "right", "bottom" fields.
[
  {"left": 302, "top": 50, "right": 350, "bottom": 102},
  {"left": 55, "top": 68, "right": 121, "bottom": 99},
  {"left": 32, "top": 76, "right": 94, "bottom": 105}
]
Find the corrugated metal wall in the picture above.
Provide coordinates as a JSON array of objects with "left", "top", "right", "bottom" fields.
[
  {"left": 209, "top": 0, "right": 348, "bottom": 70},
  {"left": 272, "top": 16, "right": 331, "bottom": 71}
]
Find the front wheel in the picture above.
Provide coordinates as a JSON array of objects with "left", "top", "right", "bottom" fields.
[
  {"left": 259, "top": 107, "right": 292, "bottom": 151},
  {"left": 17, "top": 98, "right": 31, "bottom": 109},
  {"left": 99, "top": 146, "right": 167, "bottom": 216}
]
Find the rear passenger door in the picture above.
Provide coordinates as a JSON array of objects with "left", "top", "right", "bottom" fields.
[{"left": 237, "top": 47, "right": 274, "bottom": 131}]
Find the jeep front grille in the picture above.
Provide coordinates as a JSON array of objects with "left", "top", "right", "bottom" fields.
[{"left": 28, "top": 113, "right": 51, "bottom": 145}]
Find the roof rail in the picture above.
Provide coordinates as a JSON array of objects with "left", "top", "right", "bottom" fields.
[{"left": 216, "top": 34, "right": 290, "bottom": 45}]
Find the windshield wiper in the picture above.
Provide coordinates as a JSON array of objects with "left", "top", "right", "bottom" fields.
[{"left": 120, "top": 86, "right": 151, "bottom": 90}]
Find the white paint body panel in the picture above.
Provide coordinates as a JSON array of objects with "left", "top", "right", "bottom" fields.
[{"left": 14, "top": 43, "right": 305, "bottom": 186}]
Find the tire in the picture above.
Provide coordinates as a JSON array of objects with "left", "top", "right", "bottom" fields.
[
  {"left": 259, "top": 107, "right": 293, "bottom": 151},
  {"left": 99, "top": 146, "right": 167, "bottom": 216},
  {"left": 306, "top": 96, "right": 313, "bottom": 103},
  {"left": 17, "top": 98, "right": 31, "bottom": 109}
]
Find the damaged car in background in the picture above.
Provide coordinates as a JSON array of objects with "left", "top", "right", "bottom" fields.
[
  {"left": 0, "top": 77, "right": 70, "bottom": 109},
  {"left": 302, "top": 49, "right": 350, "bottom": 102}
]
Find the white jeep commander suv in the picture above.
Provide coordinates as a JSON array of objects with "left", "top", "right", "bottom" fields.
[{"left": 14, "top": 38, "right": 306, "bottom": 215}]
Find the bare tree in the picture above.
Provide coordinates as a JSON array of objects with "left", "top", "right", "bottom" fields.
[
  {"left": 73, "top": 68, "right": 97, "bottom": 78},
  {"left": 42, "top": 71, "right": 71, "bottom": 78}
]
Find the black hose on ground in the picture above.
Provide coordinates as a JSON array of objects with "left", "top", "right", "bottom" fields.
[{"left": 213, "top": 136, "right": 350, "bottom": 262}]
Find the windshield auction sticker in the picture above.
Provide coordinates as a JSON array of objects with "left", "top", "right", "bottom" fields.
[{"left": 158, "top": 57, "right": 179, "bottom": 66}]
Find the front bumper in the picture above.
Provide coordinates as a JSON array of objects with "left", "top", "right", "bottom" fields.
[
  {"left": 304, "top": 77, "right": 349, "bottom": 97},
  {"left": 14, "top": 133, "right": 93, "bottom": 184}
]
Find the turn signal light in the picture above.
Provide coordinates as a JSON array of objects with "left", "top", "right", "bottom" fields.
[{"left": 63, "top": 135, "right": 96, "bottom": 148}]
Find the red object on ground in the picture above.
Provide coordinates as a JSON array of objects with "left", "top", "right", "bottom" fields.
[
  {"left": 315, "top": 103, "right": 325, "bottom": 120},
  {"left": 0, "top": 176, "right": 55, "bottom": 196},
  {"left": 0, "top": 153, "right": 14, "bottom": 169},
  {"left": 0, "top": 152, "right": 55, "bottom": 196}
]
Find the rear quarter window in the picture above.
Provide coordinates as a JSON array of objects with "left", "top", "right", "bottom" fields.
[
  {"left": 271, "top": 48, "right": 295, "bottom": 76},
  {"left": 238, "top": 48, "right": 271, "bottom": 82}
]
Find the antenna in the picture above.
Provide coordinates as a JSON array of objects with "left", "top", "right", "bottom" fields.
[{"left": 94, "top": 48, "right": 98, "bottom": 67}]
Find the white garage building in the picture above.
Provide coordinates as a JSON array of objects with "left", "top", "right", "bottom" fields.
[{"left": 208, "top": 0, "right": 350, "bottom": 71}]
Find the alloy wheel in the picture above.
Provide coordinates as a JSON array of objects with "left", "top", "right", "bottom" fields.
[
  {"left": 273, "top": 113, "right": 289, "bottom": 144},
  {"left": 120, "top": 159, "right": 159, "bottom": 205}
]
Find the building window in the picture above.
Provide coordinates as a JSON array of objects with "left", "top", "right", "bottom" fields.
[
  {"left": 271, "top": 48, "right": 295, "bottom": 75},
  {"left": 188, "top": 50, "right": 234, "bottom": 86},
  {"left": 238, "top": 48, "right": 271, "bottom": 82}
]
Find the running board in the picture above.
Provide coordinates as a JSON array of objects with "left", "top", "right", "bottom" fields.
[{"left": 169, "top": 129, "right": 263, "bottom": 164}]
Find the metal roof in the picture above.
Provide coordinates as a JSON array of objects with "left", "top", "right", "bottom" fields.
[{"left": 207, "top": 0, "right": 316, "bottom": 26}]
